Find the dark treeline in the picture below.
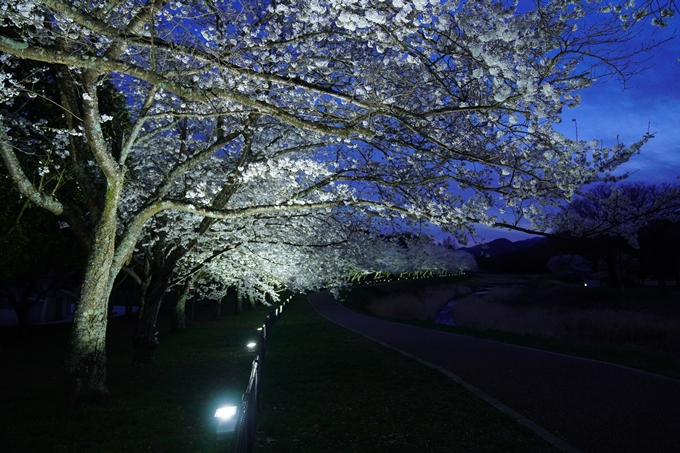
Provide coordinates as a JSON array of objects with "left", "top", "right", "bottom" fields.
[{"left": 475, "top": 220, "right": 680, "bottom": 291}]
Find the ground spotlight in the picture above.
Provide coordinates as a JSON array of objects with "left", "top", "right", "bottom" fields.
[
  {"left": 215, "top": 405, "right": 238, "bottom": 438},
  {"left": 215, "top": 406, "right": 237, "bottom": 419}
]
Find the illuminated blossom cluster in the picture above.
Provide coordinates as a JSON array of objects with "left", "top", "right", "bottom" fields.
[{"left": 0, "top": 0, "right": 674, "bottom": 397}]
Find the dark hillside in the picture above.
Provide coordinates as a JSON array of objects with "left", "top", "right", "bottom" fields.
[
  {"left": 461, "top": 238, "right": 556, "bottom": 274},
  {"left": 460, "top": 237, "right": 545, "bottom": 258},
  {"left": 475, "top": 238, "right": 558, "bottom": 274}
]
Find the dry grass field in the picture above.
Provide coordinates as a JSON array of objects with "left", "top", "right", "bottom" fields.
[
  {"left": 451, "top": 285, "right": 680, "bottom": 357},
  {"left": 357, "top": 275, "right": 680, "bottom": 360},
  {"left": 367, "top": 283, "right": 473, "bottom": 321}
]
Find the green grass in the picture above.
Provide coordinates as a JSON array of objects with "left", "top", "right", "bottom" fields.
[
  {"left": 257, "top": 296, "right": 561, "bottom": 453},
  {"left": 8, "top": 279, "right": 672, "bottom": 453},
  {"left": 0, "top": 301, "right": 271, "bottom": 453},
  {"left": 2, "top": 291, "right": 561, "bottom": 453}
]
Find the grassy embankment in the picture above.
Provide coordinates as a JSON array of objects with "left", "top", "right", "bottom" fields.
[
  {"left": 343, "top": 274, "right": 680, "bottom": 379},
  {"left": 2, "top": 292, "right": 562, "bottom": 453},
  {"left": 256, "top": 295, "right": 560, "bottom": 452}
]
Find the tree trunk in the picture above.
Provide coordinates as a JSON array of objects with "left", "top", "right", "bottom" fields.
[
  {"left": 125, "top": 282, "right": 135, "bottom": 317},
  {"left": 133, "top": 282, "right": 165, "bottom": 365},
  {"left": 654, "top": 255, "right": 671, "bottom": 294},
  {"left": 188, "top": 297, "right": 195, "bottom": 326},
  {"left": 248, "top": 294, "right": 255, "bottom": 309},
  {"left": 171, "top": 279, "right": 191, "bottom": 332},
  {"left": 65, "top": 184, "right": 120, "bottom": 405},
  {"left": 133, "top": 242, "right": 186, "bottom": 363},
  {"left": 606, "top": 254, "right": 622, "bottom": 289},
  {"left": 236, "top": 290, "right": 243, "bottom": 314},
  {"left": 6, "top": 288, "right": 33, "bottom": 339}
]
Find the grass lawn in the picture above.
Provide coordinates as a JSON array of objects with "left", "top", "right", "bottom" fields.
[
  {"left": 1, "top": 301, "right": 270, "bottom": 453},
  {"left": 9, "top": 275, "right": 679, "bottom": 452},
  {"left": 257, "top": 295, "right": 561, "bottom": 453},
  {"left": 1, "top": 291, "right": 561, "bottom": 453}
]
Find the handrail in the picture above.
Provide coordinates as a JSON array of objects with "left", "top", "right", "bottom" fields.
[{"left": 216, "top": 296, "right": 291, "bottom": 453}]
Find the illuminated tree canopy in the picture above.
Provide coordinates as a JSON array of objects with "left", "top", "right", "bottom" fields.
[{"left": 0, "top": 0, "right": 673, "bottom": 402}]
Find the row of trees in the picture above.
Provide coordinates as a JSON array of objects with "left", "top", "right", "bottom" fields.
[
  {"left": 0, "top": 0, "right": 676, "bottom": 403},
  {"left": 474, "top": 182, "right": 680, "bottom": 286},
  {"left": 553, "top": 182, "right": 680, "bottom": 288}
]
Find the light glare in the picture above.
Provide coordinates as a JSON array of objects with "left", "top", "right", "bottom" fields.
[{"left": 215, "top": 406, "right": 237, "bottom": 419}]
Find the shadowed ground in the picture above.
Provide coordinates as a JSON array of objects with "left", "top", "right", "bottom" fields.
[{"left": 309, "top": 292, "right": 680, "bottom": 453}]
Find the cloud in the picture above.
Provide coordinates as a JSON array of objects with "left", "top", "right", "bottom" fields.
[{"left": 556, "top": 33, "right": 680, "bottom": 183}]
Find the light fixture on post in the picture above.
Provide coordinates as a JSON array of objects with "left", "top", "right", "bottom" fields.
[
  {"left": 215, "top": 405, "right": 239, "bottom": 440},
  {"left": 246, "top": 341, "right": 257, "bottom": 351}
]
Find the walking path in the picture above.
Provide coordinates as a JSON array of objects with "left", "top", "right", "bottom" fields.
[{"left": 308, "top": 292, "right": 680, "bottom": 453}]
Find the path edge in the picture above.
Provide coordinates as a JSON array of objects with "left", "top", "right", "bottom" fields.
[{"left": 308, "top": 293, "right": 584, "bottom": 453}]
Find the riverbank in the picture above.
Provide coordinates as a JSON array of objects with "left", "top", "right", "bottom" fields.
[{"left": 343, "top": 274, "right": 680, "bottom": 379}]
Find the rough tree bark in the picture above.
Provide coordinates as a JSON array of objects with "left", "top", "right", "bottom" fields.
[
  {"left": 133, "top": 255, "right": 177, "bottom": 364},
  {"left": 171, "top": 277, "right": 193, "bottom": 332},
  {"left": 1, "top": 67, "right": 127, "bottom": 403},
  {"left": 65, "top": 182, "right": 121, "bottom": 403}
]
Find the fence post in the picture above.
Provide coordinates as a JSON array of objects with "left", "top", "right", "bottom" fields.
[
  {"left": 257, "top": 325, "right": 266, "bottom": 371},
  {"left": 231, "top": 357, "right": 259, "bottom": 453},
  {"left": 220, "top": 298, "right": 290, "bottom": 453},
  {"left": 249, "top": 358, "right": 259, "bottom": 452}
]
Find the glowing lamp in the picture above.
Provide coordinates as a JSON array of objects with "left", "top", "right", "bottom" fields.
[
  {"left": 215, "top": 405, "right": 239, "bottom": 438},
  {"left": 215, "top": 406, "right": 237, "bottom": 419}
]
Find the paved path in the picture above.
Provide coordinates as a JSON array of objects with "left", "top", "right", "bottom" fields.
[{"left": 309, "top": 292, "right": 680, "bottom": 453}]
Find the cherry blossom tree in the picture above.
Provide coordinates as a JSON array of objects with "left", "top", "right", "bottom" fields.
[
  {"left": 0, "top": 0, "right": 670, "bottom": 402},
  {"left": 554, "top": 182, "right": 680, "bottom": 288},
  {"left": 547, "top": 254, "right": 593, "bottom": 281},
  {"left": 356, "top": 233, "right": 477, "bottom": 277},
  {"left": 178, "top": 216, "right": 477, "bottom": 303},
  {"left": 118, "top": 109, "right": 387, "bottom": 362},
  {"left": 554, "top": 182, "right": 680, "bottom": 247},
  {"left": 176, "top": 212, "right": 367, "bottom": 303}
]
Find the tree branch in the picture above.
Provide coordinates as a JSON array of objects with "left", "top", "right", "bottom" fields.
[
  {"left": 0, "top": 36, "right": 373, "bottom": 139},
  {"left": 0, "top": 123, "right": 64, "bottom": 216}
]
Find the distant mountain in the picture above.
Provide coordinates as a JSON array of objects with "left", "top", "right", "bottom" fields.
[{"left": 459, "top": 237, "right": 546, "bottom": 258}]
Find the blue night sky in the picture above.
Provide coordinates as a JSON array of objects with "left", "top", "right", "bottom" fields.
[
  {"left": 468, "top": 27, "right": 680, "bottom": 244},
  {"left": 557, "top": 31, "right": 680, "bottom": 184}
]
